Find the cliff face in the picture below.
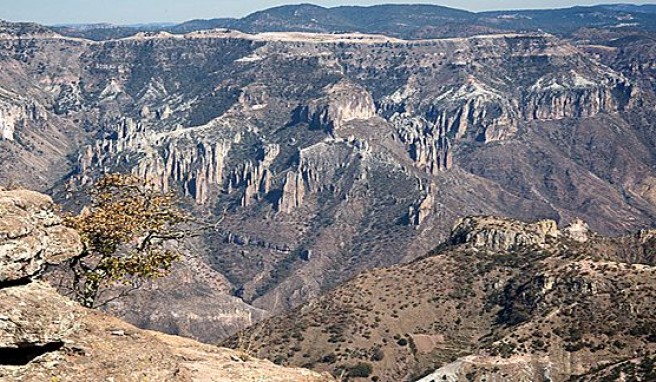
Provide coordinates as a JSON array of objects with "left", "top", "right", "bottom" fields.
[
  {"left": 0, "top": 189, "right": 333, "bottom": 382},
  {"left": 1, "top": 26, "right": 656, "bottom": 342},
  {"left": 299, "top": 81, "right": 377, "bottom": 134},
  {"left": 449, "top": 216, "right": 560, "bottom": 250},
  {"left": 228, "top": 216, "right": 656, "bottom": 382},
  {"left": 0, "top": 189, "right": 81, "bottom": 283},
  {"left": 76, "top": 117, "right": 234, "bottom": 204}
]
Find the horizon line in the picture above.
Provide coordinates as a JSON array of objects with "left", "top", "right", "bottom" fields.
[{"left": 2, "top": 1, "right": 655, "bottom": 27}]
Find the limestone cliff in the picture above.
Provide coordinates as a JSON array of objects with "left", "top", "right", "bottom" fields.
[
  {"left": 0, "top": 98, "right": 48, "bottom": 142},
  {"left": 76, "top": 117, "right": 233, "bottom": 204},
  {"left": 297, "top": 81, "right": 376, "bottom": 134},
  {"left": 525, "top": 70, "right": 633, "bottom": 120}
]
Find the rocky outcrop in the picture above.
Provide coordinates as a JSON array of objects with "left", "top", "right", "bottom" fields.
[
  {"left": 0, "top": 190, "right": 81, "bottom": 283},
  {"left": 297, "top": 81, "right": 376, "bottom": 134},
  {"left": 0, "top": 189, "right": 333, "bottom": 382},
  {"left": 278, "top": 170, "right": 305, "bottom": 213},
  {"left": 449, "top": 216, "right": 559, "bottom": 251},
  {"left": 387, "top": 76, "right": 517, "bottom": 175},
  {"left": 525, "top": 71, "right": 633, "bottom": 120},
  {"left": 430, "top": 77, "right": 519, "bottom": 143},
  {"left": 0, "top": 283, "right": 333, "bottom": 381},
  {"left": 388, "top": 68, "right": 633, "bottom": 175},
  {"left": 0, "top": 99, "right": 48, "bottom": 142},
  {"left": 77, "top": 118, "right": 233, "bottom": 204},
  {"left": 563, "top": 218, "right": 591, "bottom": 243},
  {"left": 223, "top": 231, "right": 292, "bottom": 253},
  {"left": 393, "top": 114, "right": 453, "bottom": 174},
  {"left": 409, "top": 190, "right": 435, "bottom": 226},
  {"left": 229, "top": 144, "right": 280, "bottom": 207},
  {"left": 0, "top": 104, "right": 20, "bottom": 141},
  {"left": 277, "top": 140, "right": 357, "bottom": 213},
  {"left": 0, "top": 282, "right": 77, "bottom": 358}
]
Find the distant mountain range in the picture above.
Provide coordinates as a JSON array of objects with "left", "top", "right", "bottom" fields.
[{"left": 52, "top": 3, "right": 656, "bottom": 40}]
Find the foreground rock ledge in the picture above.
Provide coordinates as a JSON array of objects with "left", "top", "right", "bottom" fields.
[
  {"left": 0, "top": 288, "right": 333, "bottom": 381},
  {"left": 0, "top": 189, "right": 333, "bottom": 382}
]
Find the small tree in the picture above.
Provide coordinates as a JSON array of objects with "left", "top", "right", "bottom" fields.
[{"left": 63, "top": 174, "right": 192, "bottom": 308}]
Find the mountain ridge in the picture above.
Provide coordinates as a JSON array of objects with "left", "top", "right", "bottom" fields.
[{"left": 49, "top": 3, "right": 656, "bottom": 41}]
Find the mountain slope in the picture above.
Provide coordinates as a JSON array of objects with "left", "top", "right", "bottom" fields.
[
  {"left": 224, "top": 216, "right": 656, "bottom": 381},
  {"left": 2, "top": 20, "right": 656, "bottom": 343}
]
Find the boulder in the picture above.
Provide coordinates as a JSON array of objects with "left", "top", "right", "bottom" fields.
[{"left": 0, "top": 190, "right": 81, "bottom": 283}]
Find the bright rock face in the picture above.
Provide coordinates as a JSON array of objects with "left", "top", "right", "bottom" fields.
[
  {"left": 0, "top": 190, "right": 81, "bottom": 283},
  {"left": 563, "top": 218, "right": 591, "bottom": 243},
  {"left": 449, "top": 216, "right": 560, "bottom": 251},
  {"left": 0, "top": 101, "right": 46, "bottom": 142},
  {"left": 76, "top": 118, "right": 232, "bottom": 204},
  {"left": 302, "top": 81, "right": 377, "bottom": 133}
]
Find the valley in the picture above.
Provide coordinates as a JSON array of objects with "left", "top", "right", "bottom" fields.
[{"left": 1, "top": 3, "right": 656, "bottom": 381}]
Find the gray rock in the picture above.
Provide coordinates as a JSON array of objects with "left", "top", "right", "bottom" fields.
[
  {"left": 450, "top": 216, "right": 560, "bottom": 251},
  {"left": 0, "top": 190, "right": 82, "bottom": 283},
  {"left": 0, "top": 281, "right": 79, "bottom": 348}
]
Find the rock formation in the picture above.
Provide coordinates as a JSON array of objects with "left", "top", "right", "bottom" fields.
[
  {"left": 0, "top": 100, "right": 47, "bottom": 142},
  {"left": 77, "top": 118, "right": 233, "bottom": 204},
  {"left": 409, "top": 191, "right": 435, "bottom": 226},
  {"left": 0, "top": 188, "right": 333, "bottom": 381},
  {"left": 297, "top": 81, "right": 376, "bottom": 134},
  {"left": 525, "top": 70, "right": 633, "bottom": 120},
  {"left": 0, "top": 190, "right": 81, "bottom": 283},
  {"left": 278, "top": 170, "right": 305, "bottom": 213},
  {"left": 449, "top": 216, "right": 559, "bottom": 251},
  {"left": 562, "top": 218, "right": 591, "bottom": 243}
]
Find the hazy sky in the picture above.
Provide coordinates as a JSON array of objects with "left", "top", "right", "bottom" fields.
[{"left": 2, "top": 1, "right": 655, "bottom": 25}]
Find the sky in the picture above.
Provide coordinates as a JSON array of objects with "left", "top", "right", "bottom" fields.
[{"left": 1, "top": 0, "right": 655, "bottom": 25}]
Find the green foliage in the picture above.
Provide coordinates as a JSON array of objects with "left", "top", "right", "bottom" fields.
[
  {"left": 64, "top": 174, "right": 190, "bottom": 308},
  {"left": 639, "top": 356, "right": 656, "bottom": 380},
  {"left": 490, "top": 342, "right": 517, "bottom": 358},
  {"left": 347, "top": 362, "right": 373, "bottom": 378}
]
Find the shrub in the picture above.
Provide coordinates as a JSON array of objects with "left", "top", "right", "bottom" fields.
[
  {"left": 321, "top": 353, "right": 337, "bottom": 364},
  {"left": 348, "top": 362, "right": 373, "bottom": 378},
  {"left": 370, "top": 348, "right": 385, "bottom": 362}
]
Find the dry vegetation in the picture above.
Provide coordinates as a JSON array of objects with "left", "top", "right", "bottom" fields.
[{"left": 224, "top": 229, "right": 656, "bottom": 381}]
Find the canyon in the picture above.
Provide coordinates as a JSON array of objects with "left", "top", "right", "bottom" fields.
[{"left": 1, "top": 5, "right": 656, "bottom": 363}]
